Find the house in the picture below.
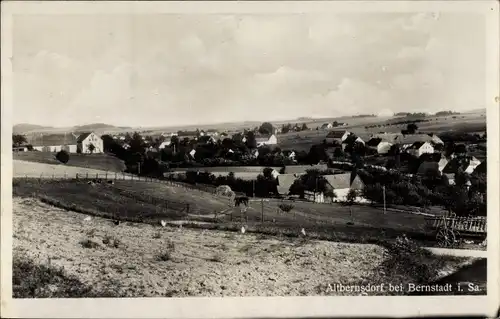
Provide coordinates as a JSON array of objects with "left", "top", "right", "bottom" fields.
[
  {"left": 282, "top": 150, "right": 296, "bottom": 161},
  {"left": 417, "top": 161, "right": 440, "bottom": 175},
  {"left": 442, "top": 156, "right": 482, "bottom": 175},
  {"left": 444, "top": 173, "right": 456, "bottom": 185},
  {"left": 159, "top": 141, "right": 171, "bottom": 149},
  {"left": 188, "top": 149, "right": 196, "bottom": 159},
  {"left": 428, "top": 133, "right": 444, "bottom": 145},
  {"left": 197, "top": 135, "right": 218, "bottom": 145},
  {"left": 320, "top": 123, "right": 333, "bottom": 130},
  {"left": 438, "top": 157, "right": 449, "bottom": 172},
  {"left": 407, "top": 141, "right": 434, "bottom": 158},
  {"left": 325, "top": 130, "right": 351, "bottom": 144},
  {"left": 250, "top": 149, "right": 259, "bottom": 158},
  {"left": 76, "top": 132, "right": 104, "bottom": 154},
  {"left": 304, "top": 190, "right": 325, "bottom": 203},
  {"left": 472, "top": 160, "right": 486, "bottom": 176},
  {"left": 30, "top": 133, "right": 78, "bottom": 153},
  {"left": 366, "top": 138, "right": 393, "bottom": 155},
  {"left": 323, "top": 172, "right": 365, "bottom": 202},
  {"left": 277, "top": 174, "right": 299, "bottom": 196},
  {"left": 255, "top": 134, "right": 278, "bottom": 147}
]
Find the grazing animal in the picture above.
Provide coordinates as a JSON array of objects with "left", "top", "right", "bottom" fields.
[
  {"left": 113, "top": 220, "right": 120, "bottom": 226},
  {"left": 96, "top": 179, "right": 102, "bottom": 184},
  {"left": 84, "top": 216, "right": 92, "bottom": 222},
  {"left": 234, "top": 196, "right": 249, "bottom": 207},
  {"left": 301, "top": 228, "right": 306, "bottom": 237},
  {"left": 160, "top": 220, "right": 167, "bottom": 227},
  {"left": 87, "top": 181, "right": 93, "bottom": 185},
  {"left": 107, "top": 180, "right": 114, "bottom": 184}
]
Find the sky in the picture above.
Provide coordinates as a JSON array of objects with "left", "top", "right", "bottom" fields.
[{"left": 12, "top": 12, "right": 485, "bottom": 127}]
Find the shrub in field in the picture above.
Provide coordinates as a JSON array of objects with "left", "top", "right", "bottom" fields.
[
  {"left": 13, "top": 254, "right": 93, "bottom": 298},
  {"left": 80, "top": 239, "right": 101, "bottom": 249},
  {"left": 278, "top": 203, "right": 294, "bottom": 213},
  {"left": 102, "top": 235, "right": 122, "bottom": 249},
  {"left": 55, "top": 150, "right": 69, "bottom": 164},
  {"left": 157, "top": 239, "right": 175, "bottom": 261}
]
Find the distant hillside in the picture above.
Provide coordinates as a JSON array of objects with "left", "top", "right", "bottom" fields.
[
  {"left": 73, "top": 123, "right": 131, "bottom": 132},
  {"left": 13, "top": 123, "right": 54, "bottom": 134}
]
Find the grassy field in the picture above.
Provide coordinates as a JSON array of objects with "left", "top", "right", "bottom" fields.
[
  {"left": 13, "top": 152, "right": 126, "bottom": 172},
  {"left": 13, "top": 178, "right": 438, "bottom": 245},
  {"left": 12, "top": 197, "right": 471, "bottom": 297},
  {"left": 277, "top": 111, "right": 486, "bottom": 151},
  {"left": 13, "top": 160, "right": 133, "bottom": 179}
]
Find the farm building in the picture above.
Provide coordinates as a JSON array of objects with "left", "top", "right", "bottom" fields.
[
  {"left": 304, "top": 190, "right": 325, "bottom": 203},
  {"left": 323, "top": 172, "right": 365, "bottom": 202},
  {"left": 320, "top": 123, "right": 333, "bottom": 130},
  {"left": 406, "top": 141, "right": 434, "bottom": 158},
  {"left": 76, "top": 132, "right": 104, "bottom": 154},
  {"left": 197, "top": 135, "right": 218, "bottom": 145},
  {"left": 281, "top": 150, "right": 296, "bottom": 161},
  {"left": 472, "top": 161, "right": 486, "bottom": 176},
  {"left": 442, "top": 156, "right": 482, "bottom": 175},
  {"left": 366, "top": 138, "right": 393, "bottom": 154},
  {"left": 159, "top": 140, "right": 171, "bottom": 149},
  {"left": 255, "top": 134, "right": 278, "bottom": 147},
  {"left": 325, "top": 130, "right": 351, "bottom": 144},
  {"left": 277, "top": 173, "right": 299, "bottom": 196},
  {"left": 12, "top": 146, "right": 29, "bottom": 152},
  {"left": 30, "top": 133, "right": 78, "bottom": 153}
]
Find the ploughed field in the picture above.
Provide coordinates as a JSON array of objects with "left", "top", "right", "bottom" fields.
[
  {"left": 13, "top": 178, "right": 434, "bottom": 244},
  {"left": 12, "top": 198, "right": 471, "bottom": 297}
]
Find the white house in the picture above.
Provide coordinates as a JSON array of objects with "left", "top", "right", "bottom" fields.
[
  {"left": 189, "top": 149, "right": 196, "bottom": 159},
  {"left": 324, "top": 173, "right": 365, "bottom": 202},
  {"left": 159, "top": 141, "right": 171, "bottom": 149},
  {"left": 304, "top": 190, "right": 325, "bottom": 203},
  {"left": 77, "top": 132, "right": 104, "bottom": 154},
  {"left": 407, "top": 141, "right": 434, "bottom": 158},
  {"left": 255, "top": 134, "right": 278, "bottom": 147}
]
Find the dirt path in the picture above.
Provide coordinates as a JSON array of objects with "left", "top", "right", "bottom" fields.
[{"left": 13, "top": 197, "right": 393, "bottom": 297}]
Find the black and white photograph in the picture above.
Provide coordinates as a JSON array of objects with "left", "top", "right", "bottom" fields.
[{"left": 1, "top": 1, "right": 499, "bottom": 318}]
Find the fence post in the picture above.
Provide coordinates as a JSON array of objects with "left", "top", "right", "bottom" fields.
[
  {"left": 186, "top": 203, "right": 190, "bottom": 214},
  {"left": 76, "top": 173, "right": 79, "bottom": 179},
  {"left": 86, "top": 172, "right": 89, "bottom": 179},
  {"left": 261, "top": 199, "right": 264, "bottom": 223},
  {"left": 64, "top": 173, "right": 67, "bottom": 179},
  {"left": 96, "top": 173, "right": 99, "bottom": 180},
  {"left": 52, "top": 173, "right": 55, "bottom": 179},
  {"left": 105, "top": 172, "right": 108, "bottom": 180},
  {"left": 115, "top": 172, "right": 117, "bottom": 180}
]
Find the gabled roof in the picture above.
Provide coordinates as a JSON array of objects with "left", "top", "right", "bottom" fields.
[
  {"left": 29, "top": 134, "right": 78, "bottom": 147},
  {"left": 442, "top": 157, "right": 475, "bottom": 174},
  {"left": 277, "top": 174, "right": 298, "bottom": 195},
  {"left": 197, "top": 135, "right": 216, "bottom": 143},
  {"left": 320, "top": 123, "right": 331, "bottom": 128},
  {"left": 472, "top": 160, "right": 486, "bottom": 175},
  {"left": 417, "top": 161, "right": 440, "bottom": 175},
  {"left": 396, "top": 134, "right": 433, "bottom": 145},
  {"left": 408, "top": 141, "right": 427, "bottom": 150},
  {"left": 324, "top": 172, "right": 364, "bottom": 190},
  {"left": 76, "top": 132, "right": 93, "bottom": 143},
  {"left": 326, "top": 130, "right": 347, "bottom": 138},
  {"left": 366, "top": 138, "right": 382, "bottom": 147},
  {"left": 255, "top": 134, "right": 273, "bottom": 143}
]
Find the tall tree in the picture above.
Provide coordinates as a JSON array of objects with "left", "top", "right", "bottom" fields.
[
  {"left": 258, "top": 122, "right": 274, "bottom": 135},
  {"left": 12, "top": 134, "right": 27, "bottom": 147}
]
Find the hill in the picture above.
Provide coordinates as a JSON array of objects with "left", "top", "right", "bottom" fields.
[
  {"left": 13, "top": 123, "right": 54, "bottom": 134},
  {"left": 73, "top": 123, "right": 132, "bottom": 133}
]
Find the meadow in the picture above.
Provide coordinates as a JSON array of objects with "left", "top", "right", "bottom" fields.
[{"left": 13, "top": 152, "right": 126, "bottom": 172}]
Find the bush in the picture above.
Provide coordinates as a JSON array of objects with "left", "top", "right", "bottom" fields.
[
  {"left": 80, "top": 239, "right": 100, "bottom": 249},
  {"left": 278, "top": 203, "right": 294, "bottom": 213},
  {"left": 55, "top": 150, "right": 69, "bottom": 164}
]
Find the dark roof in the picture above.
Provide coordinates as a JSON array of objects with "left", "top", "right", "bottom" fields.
[
  {"left": 409, "top": 141, "right": 426, "bottom": 149},
  {"left": 324, "top": 172, "right": 364, "bottom": 190},
  {"left": 396, "top": 134, "right": 433, "bottom": 145},
  {"left": 255, "top": 134, "right": 272, "bottom": 142},
  {"left": 442, "top": 157, "right": 472, "bottom": 174},
  {"left": 29, "top": 134, "right": 78, "bottom": 147},
  {"left": 326, "top": 130, "right": 346, "bottom": 138},
  {"left": 373, "top": 133, "right": 404, "bottom": 142},
  {"left": 366, "top": 138, "right": 382, "bottom": 147},
  {"left": 76, "top": 132, "right": 92, "bottom": 143},
  {"left": 417, "top": 161, "right": 440, "bottom": 175}
]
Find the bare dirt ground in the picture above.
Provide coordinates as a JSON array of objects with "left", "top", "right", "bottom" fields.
[{"left": 13, "top": 197, "right": 402, "bottom": 297}]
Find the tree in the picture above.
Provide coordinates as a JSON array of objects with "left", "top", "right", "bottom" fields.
[
  {"left": 346, "top": 188, "right": 358, "bottom": 222},
  {"left": 278, "top": 203, "right": 295, "bottom": 218},
  {"left": 88, "top": 143, "right": 96, "bottom": 154},
  {"left": 245, "top": 131, "right": 257, "bottom": 149},
  {"left": 12, "top": 134, "right": 27, "bottom": 147},
  {"left": 258, "top": 122, "right": 274, "bottom": 135},
  {"left": 55, "top": 150, "right": 69, "bottom": 164},
  {"left": 301, "top": 123, "right": 308, "bottom": 131},
  {"left": 325, "top": 190, "right": 337, "bottom": 203},
  {"left": 407, "top": 123, "right": 418, "bottom": 134},
  {"left": 129, "top": 132, "right": 145, "bottom": 154}
]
